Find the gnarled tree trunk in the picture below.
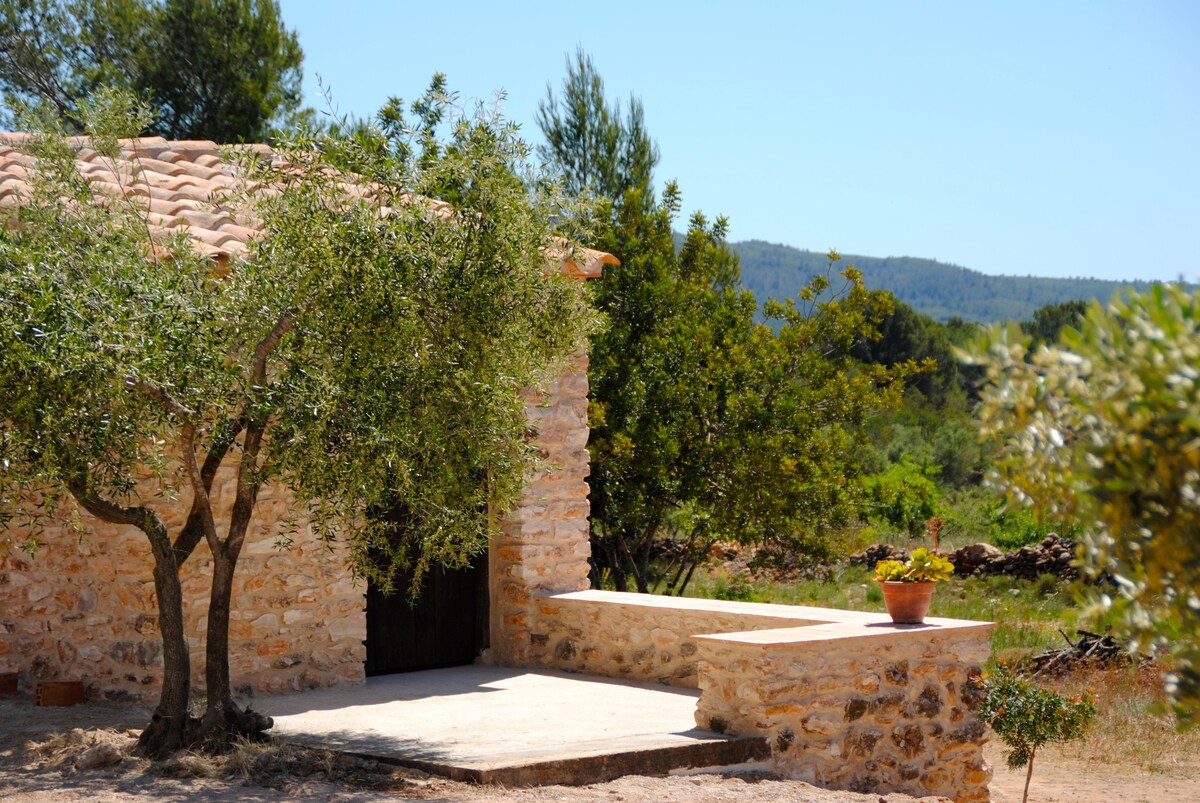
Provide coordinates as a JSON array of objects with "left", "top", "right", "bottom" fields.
[
  {"left": 195, "top": 542, "right": 271, "bottom": 743},
  {"left": 136, "top": 534, "right": 194, "bottom": 757},
  {"left": 68, "top": 484, "right": 196, "bottom": 758},
  {"left": 194, "top": 420, "right": 273, "bottom": 745}
]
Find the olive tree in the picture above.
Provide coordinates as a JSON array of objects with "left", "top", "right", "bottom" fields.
[
  {"left": 972, "top": 285, "right": 1199, "bottom": 725},
  {"left": 0, "top": 88, "right": 593, "bottom": 754}
]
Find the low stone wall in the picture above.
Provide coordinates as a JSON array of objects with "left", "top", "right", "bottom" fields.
[
  {"left": 528, "top": 590, "right": 828, "bottom": 686},
  {"left": 693, "top": 620, "right": 993, "bottom": 802},
  {"left": 0, "top": 474, "right": 366, "bottom": 703},
  {"left": 526, "top": 590, "right": 992, "bottom": 801}
]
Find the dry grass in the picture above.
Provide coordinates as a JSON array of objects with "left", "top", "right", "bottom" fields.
[
  {"left": 19, "top": 727, "right": 137, "bottom": 772},
  {"left": 5, "top": 724, "right": 421, "bottom": 795},
  {"left": 154, "top": 737, "right": 416, "bottom": 792},
  {"left": 1032, "top": 665, "right": 1200, "bottom": 775}
]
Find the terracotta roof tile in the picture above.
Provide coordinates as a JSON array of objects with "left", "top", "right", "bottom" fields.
[
  {"left": 0, "top": 135, "right": 617, "bottom": 276},
  {"left": 132, "top": 157, "right": 190, "bottom": 177}
]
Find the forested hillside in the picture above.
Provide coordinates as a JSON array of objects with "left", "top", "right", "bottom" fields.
[{"left": 732, "top": 239, "right": 1157, "bottom": 322}]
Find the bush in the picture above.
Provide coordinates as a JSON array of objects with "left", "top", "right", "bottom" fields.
[
  {"left": 977, "top": 668, "right": 1095, "bottom": 803},
  {"left": 862, "top": 460, "right": 940, "bottom": 536},
  {"left": 1032, "top": 573, "right": 1060, "bottom": 597},
  {"left": 989, "top": 504, "right": 1080, "bottom": 551},
  {"left": 712, "top": 574, "right": 756, "bottom": 602}
]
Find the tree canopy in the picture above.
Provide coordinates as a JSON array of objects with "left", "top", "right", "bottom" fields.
[
  {"left": 0, "top": 0, "right": 303, "bottom": 141},
  {"left": 1018, "top": 298, "right": 1088, "bottom": 345},
  {"left": 0, "top": 86, "right": 593, "bottom": 753},
  {"left": 538, "top": 52, "right": 912, "bottom": 593},
  {"left": 536, "top": 46, "right": 659, "bottom": 206},
  {"left": 850, "top": 294, "right": 957, "bottom": 408},
  {"left": 973, "top": 285, "right": 1200, "bottom": 725}
]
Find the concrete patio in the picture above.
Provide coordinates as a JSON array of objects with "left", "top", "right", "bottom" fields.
[{"left": 259, "top": 664, "right": 768, "bottom": 786}]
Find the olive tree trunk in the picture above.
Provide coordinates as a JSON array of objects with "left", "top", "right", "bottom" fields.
[{"left": 136, "top": 533, "right": 194, "bottom": 757}]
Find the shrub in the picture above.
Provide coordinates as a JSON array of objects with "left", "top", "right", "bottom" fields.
[
  {"left": 977, "top": 668, "right": 1095, "bottom": 803},
  {"left": 862, "top": 459, "right": 941, "bottom": 536},
  {"left": 989, "top": 504, "right": 1080, "bottom": 551},
  {"left": 712, "top": 574, "right": 756, "bottom": 602}
]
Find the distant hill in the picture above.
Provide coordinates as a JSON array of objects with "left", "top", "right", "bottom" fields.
[{"left": 730, "top": 240, "right": 1157, "bottom": 323}]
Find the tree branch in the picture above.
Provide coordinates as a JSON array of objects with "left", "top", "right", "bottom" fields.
[
  {"left": 251, "top": 304, "right": 309, "bottom": 384},
  {"left": 129, "top": 378, "right": 194, "bottom": 420},
  {"left": 66, "top": 478, "right": 166, "bottom": 543},
  {"left": 180, "top": 421, "right": 220, "bottom": 555},
  {"left": 224, "top": 304, "right": 310, "bottom": 558},
  {"left": 173, "top": 419, "right": 243, "bottom": 563}
]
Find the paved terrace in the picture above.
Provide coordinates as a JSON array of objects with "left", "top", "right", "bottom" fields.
[
  {"left": 263, "top": 596, "right": 993, "bottom": 800},
  {"left": 262, "top": 664, "right": 769, "bottom": 785}
]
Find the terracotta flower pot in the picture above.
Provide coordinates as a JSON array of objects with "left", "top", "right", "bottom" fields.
[
  {"left": 880, "top": 581, "right": 935, "bottom": 624},
  {"left": 35, "top": 680, "right": 85, "bottom": 706}
]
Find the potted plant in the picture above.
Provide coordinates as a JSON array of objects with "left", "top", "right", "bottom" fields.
[{"left": 874, "top": 547, "right": 954, "bottom": 624}]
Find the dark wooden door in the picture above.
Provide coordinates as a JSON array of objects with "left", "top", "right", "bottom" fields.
[{"left": 364, "top": 558, "right": 488, "bottom": 676}]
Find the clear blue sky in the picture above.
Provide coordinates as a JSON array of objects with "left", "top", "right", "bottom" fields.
[{"left": 277, "top": 0, "right": 1198, "bottom": 283}]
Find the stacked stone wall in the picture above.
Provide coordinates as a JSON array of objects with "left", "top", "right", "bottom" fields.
[
  {"left": 487, "top": 355, "right": 594, "bottom": 665},
  {"left": 694, "top": 626, "right": 993, "bottom": 802},
  {"left": 0, "top": 470, "right": 366, "bottom": 702},
  {"left": 528, "top": 590, "right": 825, "bottom": 686},
  {"left": 0, "top": 355, "right": 594, "bottom": 700}
]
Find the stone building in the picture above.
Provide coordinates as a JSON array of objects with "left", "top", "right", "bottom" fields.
[
  {"left": 0, "top": 135, "right": 613, "bottom": 698},
  {"left": 0, "top": 137, "right": 992, "bottom": 802}
]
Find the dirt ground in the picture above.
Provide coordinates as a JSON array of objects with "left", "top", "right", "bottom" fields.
[{"left": 1, "top": 696, "right": 1196, "bottom": 802}]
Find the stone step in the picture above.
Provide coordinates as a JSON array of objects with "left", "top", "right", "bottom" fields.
[{"left": 352, "top": 729, "right": 771, "bottom": 786}]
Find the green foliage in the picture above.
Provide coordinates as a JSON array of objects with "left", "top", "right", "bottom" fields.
[
  {"left": 863, "top": 399, "right": 988, "bottom": 490},
  {"left": 850, "top": 294, "right": 960, "bottom": 408},
  {"left": 874, "top": 548, "right": 954, "bottom": 583},
  {"left": 874, "top": 560, "right": 907, "bottom": 581},
  {"left": 1032, "top": 573, "right": 1060, "bottom": 598},
  {"left": 862, "top": 459, "right": 941, "bottom": 535},
  {"left": 0, "top": 91, "right": 213, "bottom": 526},
  {"left": 535, "top": 47, "right": 658, "bottom": 206},
  {"left": 0, "top": 0, "right": 303, "bottom": 141},
  {"left": 710, "top": 573, "right": 756, "bottom": 602},
  {"left": 0, "top": 85, "right": 593, "bottom": 747},
  {"left": 973, "top": 285, "right": 1200, "bottom": 725},
  {"left": 239, "top": 91, "right": 597, "bottom": 593},
  {"left": 905, "top": 547, "right": 954, "bottom": 582},
  {"left": 988, "top": 503, "right": 1080, "bottom": 551},
  {"left": 732, "top": 239, "right": 1161, "bottom": 324},
  {"left": 977, "top": 668, "right": 1094, "bottom": 802},
  {"left": 145, "top": 0, "right": 303, "bottom": 141},
  {"left": 586, "top": 227, "right": 910, "bottom": 593},
  {"left": 1019, "top": 299, "right": 1088, "bottom": 346},
  {"left": 0, "top": 0, "right": 150, "bottom": 126},
  {"left": 929, "top": 416, "right": 987, "bottom": 487},
  {"left": 538, "top": 54, "right": 911, "bottom": 595}
]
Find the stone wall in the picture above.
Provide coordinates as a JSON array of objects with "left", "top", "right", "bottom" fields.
[
  {"left": 487, "top": 355, "right": 595, "bottom": 666},
  {"left": 527, "top": 590, "right": 826, "bottom": 686},
  {"left": 0, "top": 353, "right": 596, "bottom": 701},
  {"left": 524, "top": 590, "right": 993, "bottom": 801},
  {"left": 0, "top": 471, "right": 366, "bottom": 702},
  {"left": 693, "top": 622, "right": 993, "bottom": 802}
]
